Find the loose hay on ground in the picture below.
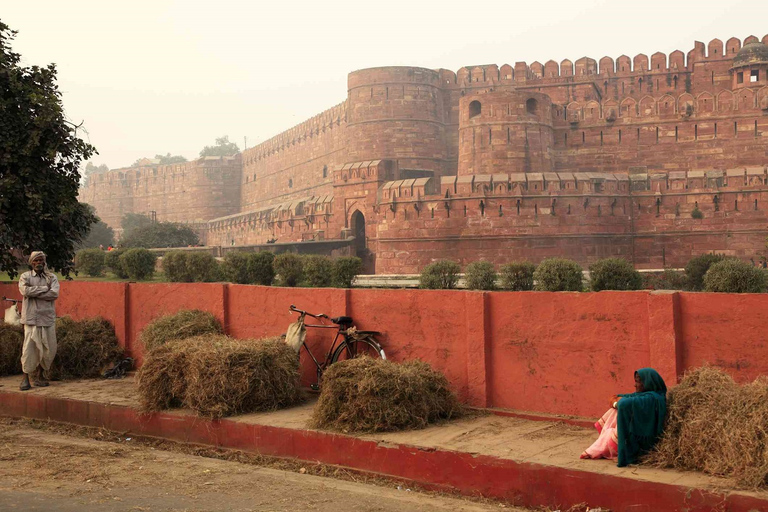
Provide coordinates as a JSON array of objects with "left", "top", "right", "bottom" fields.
[
  {"left": 139, "top": 309, "right": 223, "bottom": 351},
  {"left": 137, "top": 334, "right": 302, "bottom": 419},
  {"left": 311, "top": 357, "right": 463, "bottom": 433},
  {"left": 0, "top": 323, "right": 23, "bottom": 376},
  {"left": 50, "top": 317, "right": 124, "bottom": 380},
  {"left": 648, "top": 366, "right": 768, "bottom": 489}
]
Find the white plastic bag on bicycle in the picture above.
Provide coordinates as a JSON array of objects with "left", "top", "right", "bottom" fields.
[
  {"left": 4, "top": 304, "right": 21, "bottom": 326},
  {"left": 284, "top": 313, "right": 306, "bottom": 353}
]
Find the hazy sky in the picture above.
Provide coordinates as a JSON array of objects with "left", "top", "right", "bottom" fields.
[{"left": 4, "top": 1, "right": 767, "bottom": 170}]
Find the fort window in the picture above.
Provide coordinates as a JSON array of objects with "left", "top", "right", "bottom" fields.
[
  {"left": 288, "top": 179, "right": 293, "bottom": 188},
  {"left": 469, "top": 100, "right": 481, "bottom": 119},
  {"left": 526, "top": 98, "right": 538, "bottom": 114},
  {"left": 656, "top": 127, "right": 659, "bottom": 143},
  {"left": 618, "top": 130, "right": 622, "bottom": 143},
  {"left": 737, "top": 72, "right": 744, "bottom": 84},
  {"left": 489, "top": 128, "right": 492, "bottom": 144},
  {"left": 756, "top": 120, "right": 759, "bottom": 137},
  {"left": 582, "top": 132, "right": 585, "bottom": 143},
  {"left": 735, "top": 121, "right": 738, "bottom": 135},
  {"left": 600, "top": 131, "right": 603, "bottom": 145},
  {"left": 675, "top": 126, "right": 678, "bottom": 141},
  {"left": 695, "top": 125, "right": 698, "bottom": 140},
  {"left": 673, "top": 76, "right": 678, "bottom": 89},
  {"left": 714, "top": 123, "right": 718, "bottom": 138},
  {"left": 751, "top": 70, "right": 760, "bottom": 83},
  {"left": 323, "top": 165, "right": 327, "bottom": 178}
]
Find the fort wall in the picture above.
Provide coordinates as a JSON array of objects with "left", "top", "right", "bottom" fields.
[{"left": 82, "top": 34, "right": 768, "bottom": 272}]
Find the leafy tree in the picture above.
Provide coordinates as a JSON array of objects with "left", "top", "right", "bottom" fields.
[
  {"left": 199, "top": 136, "right": 239, "bottom": 157},
  {"left": 0, "top": 22, "right": 97, "bottom": 279},
  {"left": 120, "top": 213, "right": 153, "bottom": 239},
  {"left": 81, "top": 220, "right": 115, "bottom": 249},
  {"left": 120, "top": 222, "right": 199, "bottom": 248},
  {"left": 155, "top": 153, "right": 187, "bottom": 165}
]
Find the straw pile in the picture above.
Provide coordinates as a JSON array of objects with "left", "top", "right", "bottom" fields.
[
  {"left": 648, "top": 366, "right": 768, "bottom": 488},
  {"left": 0, "top": 324, "right": 24, "bottom": 376},
  {"left": 137, "top": 334, "right": 302, "bottom": 419},
  {"left": 50, "top": 317, "right": 124, "bottom": 380},
  {"left": 311, "top": 357, "right": 463, "bottom": 433},
  {"left": 139, "top": 309, "right": 223, "bottom": 351}
]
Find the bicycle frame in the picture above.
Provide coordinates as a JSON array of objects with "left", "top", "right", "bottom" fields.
[{"left": 289, "top": 304, "right": 350, "bottom": 377}]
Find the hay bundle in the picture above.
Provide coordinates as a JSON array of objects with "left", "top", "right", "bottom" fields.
[
  {"left": 311, "top": 357, "right": 463, "bottom": 433},
  {"left": 137, "top": 334, "right": 302, "bottom": 419},
  {"left": 0, "top": 324, "right": 24, "bottom": 376},
  {"left": 139, "top": 309, "right": 223, "bottom": 351},
  {"left": 648, "top": 366, "right": 768, "bottom": 488},
  {"left": 50, "top": 317, "right": 124, "bottom": 380}
]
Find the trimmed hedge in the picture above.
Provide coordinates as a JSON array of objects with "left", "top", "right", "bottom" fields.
[
  {"left": 162, "top": 251, "right": 191, "bottom": 282},
  {"left": 533, "top": 258, "right": 583, "bottom": 292},
  {"left": 643, "top": 269, "right": 689, "bottom": 291},
  {"left": 105, "top": 249, "right": 128, "bottom": 279},
  {"left": 589, "top": 258, "right": 643, "bottom": 291},
  {"left": 302, "top": 255, "right": 333, "bottom": 287},
  {"left": 186, "top": 252, "right": 220, "bottom": 282},
  {"left": 419, "top": 260, "right": 461, "bottom": 290},
  {"left": 464, "top": 261, "right": 497, "bottom": 290},
  {"left": 119, "top": 248, "right": 156, "bottom": 281},
  {"left": 686, "top": 253, "right": 728, "bottom": 291},
  {"left": 274, "top": 253, "right": 303, "bottom": 287},
  {"left": 499, "top": 261, "right": 536, "bottom": 291},
  {"left": 332, "top": 257, "right": 362, "bottom": 288},
  {"left": 221, "top": 252, "right": 251, "bottom": 284},
  {"left": 248, "top": 251, "right": 275, "bottom": 286},
  {"left": 74, "top": 248, "right": 105, "bottom": 277},
  {"left": 703, "top": 259, "right": 767, "bottom": 293}
]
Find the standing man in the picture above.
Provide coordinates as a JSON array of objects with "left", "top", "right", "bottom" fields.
[{"left": 18, "top": 251, "right": 59, "bottom": 391}]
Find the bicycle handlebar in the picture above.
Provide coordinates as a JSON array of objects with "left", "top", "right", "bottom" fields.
[{"left": 289, "top": 304, "right": 328, "bottom": 319}]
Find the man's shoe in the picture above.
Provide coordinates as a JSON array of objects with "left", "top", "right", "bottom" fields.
[{"left": 20, "top": 379, "right": 31, "bottom": 391}]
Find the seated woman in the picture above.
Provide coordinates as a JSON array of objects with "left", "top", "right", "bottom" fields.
[{"left": 580, "top": 368, "right": 667, "bottom": 467}]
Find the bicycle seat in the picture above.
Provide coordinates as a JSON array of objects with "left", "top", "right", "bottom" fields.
[{"left": 331, "top": 316, "right": 353, "bottom": 325}]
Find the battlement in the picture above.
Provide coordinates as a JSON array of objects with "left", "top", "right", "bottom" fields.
[
  {"left": 437, "top": 34, "right": 768, "bottom": 87},
  {"left": 242, "top": 101, "right": 347, "bottom": 166}
]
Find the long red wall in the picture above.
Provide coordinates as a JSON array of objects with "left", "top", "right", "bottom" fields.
[{"left": 2, "top": 282, "right": 765, "bottom": 418}]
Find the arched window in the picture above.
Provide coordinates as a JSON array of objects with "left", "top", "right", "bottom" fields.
[
  {"left": 526, "top": 98, "right": 538, "bottom": 115},
  {"left": 469, "top": 100, "right": 481, "bottom": 119}
]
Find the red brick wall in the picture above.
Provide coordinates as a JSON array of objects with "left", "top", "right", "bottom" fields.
[{"left": 3, "top": 282, "right": 767, "bottom": 418}]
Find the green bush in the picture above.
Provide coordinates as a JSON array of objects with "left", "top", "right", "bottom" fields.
[
  {"left": 274, "top": 253, "right": 303, "bottom": 287},
  {"left": 186, "top": 252, "right": 220, "bottom": 282},
  {"left": 162, "top": 251, "right": 191, "bottom": 282},
  {"left": 419, "top": 260, "right": 461, "bottom": 290},
  {"left": 120, "top": 221, "right": 199, "bottom": 248},
  {"left": 119, "top": 248, "right": 157, "bottom": 281},
  {"left": 248, "top": 251, "right": 275, "bottom": 286},
  {"left": 686, "top": 253, "right": 728, "bottom": 291},
  {"left": 499, "top": 261, "right": 536, "bottom": 291},
  {"left": 332, "top": 257, "right": 362, "bottom": 288},
  {"left": 703, "top": 260, "right": 767, "bottom": 293},
  {"left": 642, "top": 269, "right": 689, "bottom": 291},
  {"left": 74, "top": 248, "right": 106, "bottom": 277},
  {"left": 221, "top": 252, "right": 251, "bottom": 284},
  {"left": 691, "top": 207, "right": 704, "bottom": 219},
  {"left": 589, "top": 258, "right": 643, "bottom": 291},
  {"left": 105, "top": 249, "right": 128, "bottom": 279},
  {"left": 464, "top": 261, "right": 497, "bottom": 290},
  {"left": 533, "top": 258, "right": 583, "bottom": 292},
  {"left": 302, "top": 255, "right": 333, "bottom": 287}
]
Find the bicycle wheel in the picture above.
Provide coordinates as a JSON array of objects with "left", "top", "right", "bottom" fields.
[{"left": 331, "top": 335, "right": 386, "bottom": 363}]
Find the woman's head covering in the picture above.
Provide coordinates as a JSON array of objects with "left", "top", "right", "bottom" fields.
[
  {"left": 635, "top": 368, "right": 667, "bottom": 394},
  {"left": 616, "top": 367, "right": 668, "bottom": 467}
]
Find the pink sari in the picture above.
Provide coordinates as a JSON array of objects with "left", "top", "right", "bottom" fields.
[{"left": 583, "top": 408, "right": 619, "bottom": 459}]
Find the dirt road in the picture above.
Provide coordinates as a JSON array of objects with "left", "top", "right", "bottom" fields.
[{"left": 0, "top": 418, "right": 525, "bottom": 512}]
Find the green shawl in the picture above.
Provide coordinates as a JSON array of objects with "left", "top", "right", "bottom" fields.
[{"left": 616, "top": 368, "right": 667, "bottom": 467}]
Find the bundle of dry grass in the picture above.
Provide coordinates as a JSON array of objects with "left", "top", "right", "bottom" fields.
[
  {"left": 136, "top": 334, "right": 302, "bottom": 419},
  {"left": 648, "top": 366, "right": 768, "bottom": 488},
  {"left": 140, "top": 309, "right": 223, "bottom": 351},
  {"left": 0, "top": 324, "right": 24, "bottom": 376},
  {"left": 50, "top": 317, "right": 124, "bottom": 380},
  {"left": 311, "top": 357, "right": 463, "bottom": 433}
]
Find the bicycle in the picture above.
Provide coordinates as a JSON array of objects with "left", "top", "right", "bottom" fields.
[{"left": 287, "top": 304, "right": 385, "bottom": 389}]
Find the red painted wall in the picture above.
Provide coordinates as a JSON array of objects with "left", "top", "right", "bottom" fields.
[{"left": 3, "top": 281, "right": 767, "bottom": 418}]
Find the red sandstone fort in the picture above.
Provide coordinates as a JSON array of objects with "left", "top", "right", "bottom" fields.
[{"left": 80, "top": 35, "right": 768, "bottom": 273}]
